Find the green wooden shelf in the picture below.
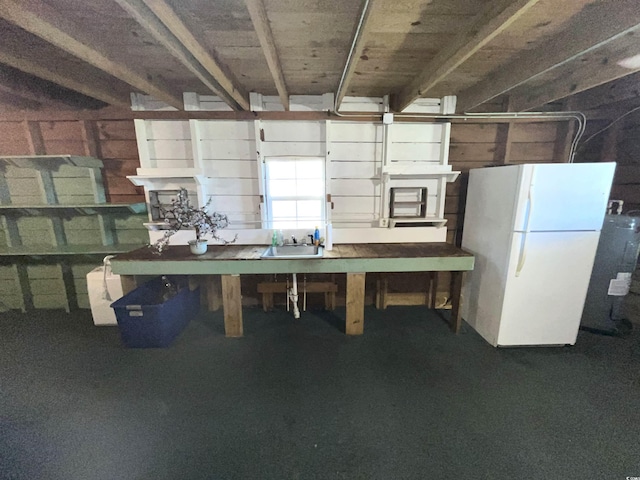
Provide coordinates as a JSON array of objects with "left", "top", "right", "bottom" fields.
[
  {"left": 0, "top": 203, "right": 147, "bottom": 216},
  {"left": 0, "top": 155, "right": 103, "bottom": 169},
  {"left": 0, "top": 244, "right": 146, "bottom": 257}
]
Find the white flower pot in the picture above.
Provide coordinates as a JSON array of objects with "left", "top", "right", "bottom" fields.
[{"left": 188, "top": 239, "right": 208, "bottom": 255}]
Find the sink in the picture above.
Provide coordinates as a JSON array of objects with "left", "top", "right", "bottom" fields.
[{"left": 261, "top": 245, "right": 323, "bottom": 259}]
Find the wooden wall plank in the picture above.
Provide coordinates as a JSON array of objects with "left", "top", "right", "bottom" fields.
[
  {"left": 100, "top": 140, "right": 140, "bottom": 159},
  {"left": 97, "top": 120, "right": 137, "bottom": 140},
  {"left": 39, "top": 121, "right": 82, "bottom": 141}
]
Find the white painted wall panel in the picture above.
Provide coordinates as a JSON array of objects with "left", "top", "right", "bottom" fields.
[
  {"left": 340, "top": 97, "right": 385, "bottom": 113},
  {"left": 152, "top": 159, "right": 194, "bottom": 170},
  {"left": 147, "top": 121, "right": 191, "bottom": 139},
  {"left": 225, "top": 214, "right": 261, "bottom": 227},
  {"left": 331, "top": 123, "right": 383, "bottom": 142},
  {"left": 261, "top": 141, "right": 324, "bottom": 157},
  {"left": 148, "top": 139, "right": 193, "bottom": 160},
  {"left": 289, "top": 95, "right": 325, "bottom": 111},
  {"left": 262, "top": 121, "right": 324, "bottom": 142},
  {"left": 199, "top": 140, "right": 256, "bottom": 160},
  {"left": 135, "top": 95, "right": 454, "bottom": 243},
  {"left": 205, "top": 178, "right": 260, "bottom": 196},
  {"left": 197, "top": 121, "right": 254, "bottom": 140},
  {"left": 331, "top": 161, "right": 379, "bottom": 179},
  {"left": 332, "top": 196, "right": 380, "bottom": 215},
  {"left": 331, "top": 179, "right": 381, "bottom": 196},
  {"left": 201, "top": 160, "right": 257, "bottom": 178},
  {"left": 388, "top": 143, "right": 442, "bottom": 162},
  {"left": 184, "top": 94, "right": 234, "bottom": 111},
  {"left": 207, "top": 195, "right": 259, "bottom": 213},
  {"left": 331, "top": 142, "right": 382, "bottom": 161},
  {"left": 392, "top": 124, "right": 443, "bottom": 143}
]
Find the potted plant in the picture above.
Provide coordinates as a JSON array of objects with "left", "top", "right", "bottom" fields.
[{"left": 150, "top": 188, "right": 236, "bottom": 255}]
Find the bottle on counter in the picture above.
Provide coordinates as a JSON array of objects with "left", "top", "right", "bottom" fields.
[
  {"left": 271, "top": 230, "right": 278, "bottom": 255},
  {"left": 313, "top": 226, "right": 320, "bottom": 246}
]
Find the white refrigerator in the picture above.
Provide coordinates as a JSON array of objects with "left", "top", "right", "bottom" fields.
[{"left": 461, "top": 162, "right": 616, "bottom": 347}]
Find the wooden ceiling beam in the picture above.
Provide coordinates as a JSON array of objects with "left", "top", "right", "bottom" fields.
[
  {"left": 0, "top": 66, "right": 71, "bottom": 110},
  {"left": 0, "top": 49, "right": 130, "bottom": 108},
  {"left": 392, "top": 0, "right": 539, "bottom": 112},
  {"left": 244, "top": 0, "right": 289, "bottom": 110},
  {"left": 508, "top": 23, "right": 640, "bottom": 111},
  {"left": 335, "top": 0, "right": 379, "bottom": 110},
  {"left": 116, "top": 0, "right": 247, "bottom": 111},
  {"left": 138, "top": 0, "right": 250, "bottom": 111},
  {"left": 569, "top": 71, "right": 640, "bottom": 113},
  {"left": 0, "top": 0, "right": 183, "bottom": 109},
  {"left": 456, "top": 0, "right": 640, "bottom": 112},
  {"left": 0, "top": 91, "right": 42, "bottom": 110}
]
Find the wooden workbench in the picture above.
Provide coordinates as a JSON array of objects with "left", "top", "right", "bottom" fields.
[{"left": 110, "top": 243, "right": 474, "bottom": 337}]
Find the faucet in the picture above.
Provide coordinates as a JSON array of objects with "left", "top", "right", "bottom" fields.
[{"left": 291, "top": 235, "right": 297, "bottom": 244}]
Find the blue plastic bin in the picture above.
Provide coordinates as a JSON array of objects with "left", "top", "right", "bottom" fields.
[{"left": 110, "top": 276, "right": 200, "bottom": 348}]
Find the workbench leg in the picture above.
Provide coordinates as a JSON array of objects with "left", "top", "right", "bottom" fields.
[
  {"left": 221, "top": 274, "right": 243, "bottom": 337},
  {"left": 375, "top": 276, "right": 388, "bottom": 310},
  {"left": 346, "top": 272, "right": 365, "bottom": 335},
  {"left": 205, "top": 275, "right": 222, "bottom": 311},
  {"left": 429, "top": 272, "right": 439, "bottom": 309},
  {"left": 120, "top": 275, "right": 137, "bottom": 296},
  {"left": 262, "top": 292, "right": 273, "bottom": 312},
  {"left": 329, "top": 274, "right": 336, "bottom": 310},
  {"left": 450, "top": 271, "right": 465, "bottom": 334}
]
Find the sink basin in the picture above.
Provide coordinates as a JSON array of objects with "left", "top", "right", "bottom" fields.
[{"left": 261, "top": 245, "right": 323, "bottom": 259}]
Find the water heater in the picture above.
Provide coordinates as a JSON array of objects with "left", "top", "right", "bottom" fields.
[{"left": 581, "top": 214, "right": 640, "bottom": 335}]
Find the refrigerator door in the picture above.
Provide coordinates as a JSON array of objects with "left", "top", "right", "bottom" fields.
[
  {"left": 497, "top": 230, "right": 601, "bottom": 346},
  {"left": 461, "top": 165, "right": 524, "bottom": 346},
  {"left": 513, "top": 163, "right": 615, "bottom": 233}
]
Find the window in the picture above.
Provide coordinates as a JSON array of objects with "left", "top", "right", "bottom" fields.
[{"left": 264, "top": 157, "right": 325, "bottom": 229}]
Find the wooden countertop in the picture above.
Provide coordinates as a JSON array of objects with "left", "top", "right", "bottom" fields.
[{"left": 111, "top": 243, "right": 474, "bottom": 276}]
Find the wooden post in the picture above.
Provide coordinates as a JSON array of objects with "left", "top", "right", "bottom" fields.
[
  {"left": 375, "top": 275, "right": 387, "bottom": 309},
  {"left": 429, "top": 272, "right": 439, "bottom": 309},
  {"left": 205, "top": 275, "right": 222, "bottom": 311},
  {"left": 80, "top": 120, "right": 100, "bottom": 157},
  {"left": 24, "top": 120, "right": 46, "bottom": 155},
  {"left": 221, "top": 274, "right": 243, "bottom": 337},
  {"left": 494, "top": 96, "right": 513, "bottom": 165},
  {"left": 120, "top": 275, "right": 137, "bottom": 295},
  {"left": 449, "top": 271, "right": 465, "bottom": 333},
  {"left": 553, "top": 98, "right": 577, "bottom": 163},
  {"left": 346, "top": 272, "right": 365, "bottom": 335}
]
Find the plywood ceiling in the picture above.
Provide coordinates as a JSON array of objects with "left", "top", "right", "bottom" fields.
[{"left": 0, "top": 0, "right": 639, "bottom": 114}]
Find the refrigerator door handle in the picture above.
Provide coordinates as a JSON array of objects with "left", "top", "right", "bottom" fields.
[
  {"left": 516, "top": 233, "right": 528, "bottom": 277},
  {"left": 516, "top": 185, "right": 534, "bottom": 277}
]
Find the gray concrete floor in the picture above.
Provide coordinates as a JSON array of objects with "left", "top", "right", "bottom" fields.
[{"left": 1, "top": 306, "right": 639, "bottom": 480}]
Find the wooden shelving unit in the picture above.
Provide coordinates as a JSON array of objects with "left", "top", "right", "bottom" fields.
[
  {"left": 0, "top": 203, "right": 147, "bottom": 215},
  {"left": 0, "top": 155, "right": 148, "bottom": 312},
  {"left": 0, "top": 244, "right": 146, "bottom": 256}
]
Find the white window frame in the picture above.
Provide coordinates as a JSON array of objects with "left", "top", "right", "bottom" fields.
[{"left": 263, "top": 156, "right": 326, "bottom": 229}]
